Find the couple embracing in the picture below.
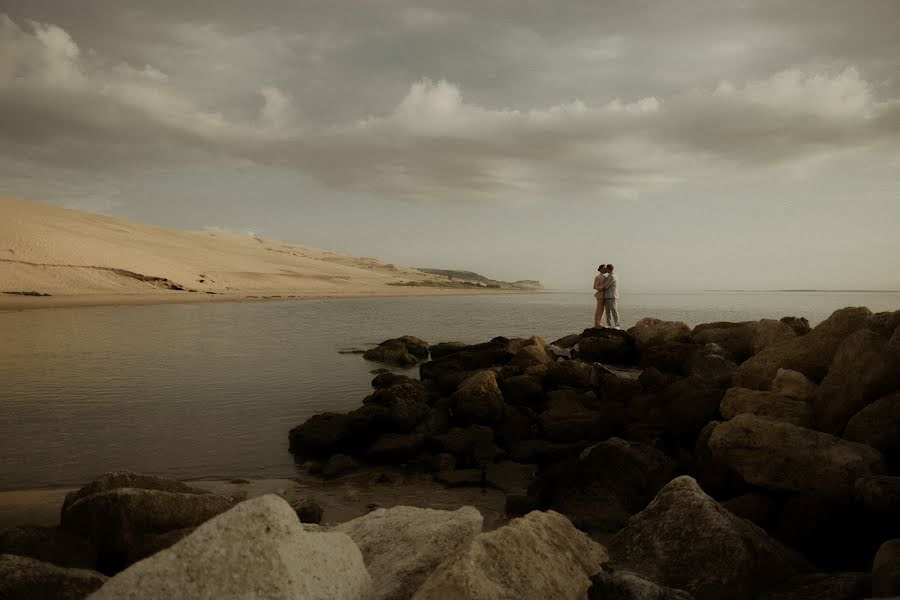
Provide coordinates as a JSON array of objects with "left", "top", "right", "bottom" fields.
[{"left": 593, "top": 264, "right": 620, "bottom": 329}]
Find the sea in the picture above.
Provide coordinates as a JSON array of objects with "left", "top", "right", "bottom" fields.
[{"left": 1, "top": 290, "right": 898, "bottom": 490}]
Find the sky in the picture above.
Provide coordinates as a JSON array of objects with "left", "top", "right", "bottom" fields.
[{"left": 1, "top": 1, "right": 899, "bottom": 291}]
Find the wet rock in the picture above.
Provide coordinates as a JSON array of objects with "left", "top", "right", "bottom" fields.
[
  {"left": 413, "top": 510, "right": 608, "bottom": 600},
  {"left": 577, "top": 328, "right": 638, "bottom": 364},
  {"left": 545, "top": 359, "right": 594, "bottom": 389},
  {"left": 364, "top": 336, "right": 430, "bottom": 366},
  {"left": 733, "top": 307, "right": 872, "bottom": 389},
  {"left": 322, "top": 454, "right": 358, "bottom": 478},
  {"left": 428, "top": 341, "right": 467, "bottom": 359},
  {"left": 364, "top": 381, "right": 430, "bottom": 432},
  {"left": 751, "top": 319, "right": 797, "bottom": 356},
  {"left": 371, "top": 372, "right": 415, "bottom": 389},
  {"left": 770, "top": 369, "right": 816, "bottom": 401},
  {"left": 91, "top": 495, "right": 371, "bottom": 600},
  {"left": 874, "top": 538, "right": 900, "bottom": 597},
  {"left": 588, "top": 569, "right": 695, "bottom": 600},
  {"left": 780, "top": 316, "right": 811, "bottom": 337},
  {"left": 708, "top": 414, "right": 884, "bottom": 501},
  {"left": 552, "top": 333, "right": 582, "bottom": 349},
  {"left": 368, "top": 432, "right": 427, "bottom": 463},
  {"left": 0, "top": 554, "right": 107, "bottom": 600},
  {"left": 630, "top": 318, "right": 693, "bottom": 350},
  {"left": 450, "top": 370, "right": 505, "bottom": 425},
  {"left": 758, "top": 572, "right": 871, "bottom": 600},
  {"left": 608, "top": 476, "right": 811, "bottom": 600},
  {"left": 719, "top": 387, "right": 813, "bottom": 427},
  {"left": 844, "top": 391, "right": 900, "bottom": 463},
  {"left": 289, "top": 405, "right": 387, "bottom": 457},
  {"left": 336, "top": 505, "right": 483, "bottom": 600},
  {"left": 0, "top": 525, "right": 96, "bottom": 569}
]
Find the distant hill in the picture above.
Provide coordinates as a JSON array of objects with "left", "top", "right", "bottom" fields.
[{"left": 416, "top": 268, "right": 544, "bottom": 290}]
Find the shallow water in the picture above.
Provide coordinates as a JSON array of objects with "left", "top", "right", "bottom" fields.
[{"left": 1, "top": 290, "right": 898, "bottom": 490}]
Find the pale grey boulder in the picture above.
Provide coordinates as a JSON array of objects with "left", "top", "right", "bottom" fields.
[
  {"left": 708, "top": 414, "right": 884, "bottom": 501},
  {"left": 719, "top": 387, "right": 813, "bottom": 428},
  {"left": 608, "top": 476, "right": 810, "bottom": 600},
  {"left": 412, "top": 510, "right": 608, "bottom": 600},
  {"left": 336, "top": 505, "right": 483, "bottom": 600},
  {"left": 770, "top": 369, "right": 816, "bottom": 401},
  {"left": 0, "top": 553, "right": 107, "bottom": 600},
  {"left": 90, "top": 494, "right": 372, "bottom": 600}
]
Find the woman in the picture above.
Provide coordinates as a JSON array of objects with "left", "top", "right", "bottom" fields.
[{"left": 593, "top": 264, "right": 607, "bottom": 328}]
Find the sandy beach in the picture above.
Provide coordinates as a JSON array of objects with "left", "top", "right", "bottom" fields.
[{"left": 0, "top": 195, "right": 536, "bottom": 311}]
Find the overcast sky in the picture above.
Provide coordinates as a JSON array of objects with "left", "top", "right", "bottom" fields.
[{"left": 2, "top": 1, "right": 899, "bottom": 290}]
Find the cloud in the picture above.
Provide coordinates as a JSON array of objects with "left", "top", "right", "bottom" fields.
[{"left": 1, "top": 11, "right": 899, "bottom": 204}]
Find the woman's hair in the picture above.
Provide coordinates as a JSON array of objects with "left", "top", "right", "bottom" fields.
[{"left": 597, "top": 264, "right": 607, "bottom": 272}]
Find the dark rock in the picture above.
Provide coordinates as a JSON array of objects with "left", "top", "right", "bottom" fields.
[
  {"left": 367, "top": 432, "right": 427, "bottom": 462},
  {"left": 364, "top": 336, "right": 429, "bottom": 366},
  {"left": 538, "top": 390, "right": 619, "bottom": 443},
  {"left": 719, "top": 387, "right": 813, "bottom": 428},
  {"left": 598, "top": 374, "right": 644, "bottom": 405},
  {"left": 577, "top": 328, "right": 637, "bottom": 364},
  {"left": 507, "top": 439, "right": 589, "bottom": 464},
  {"left": 291, "top": 498, "right": 324, "bottom": 524},
  {"left": 660, "top": 376, "right": 725, "bottom": 442},
  {"left": 434, "top": 469, "right": 484, "bottom": 487},
  {"left": 364, "top": 380, "right": 430, "bottom": 432},
  {"left": 639, "top": 342, "right": 696, "bottom": 374},
  {"left": 873, "top": 539, "right": 900, "bottom": 597},
  {"left": 758, "top": 572, "right": 871, "bottom": 600},
  {"left": 495, "top": 405, "right": 538, "bottom": 449},
  {"left": 126, "top": 527, "right": 195, "bottom": 565},
  {"left": 505, "top": 494, "right": 538, "bottom": 517},
  {"left": 545, "top": 359, "right": 594, "bottom": 389},
  {"left": 734, "top": 307, "right": 873, "bottom": 389},
  {"left": 639, "top": 367, "right": 678, "bottom": 393},
  {"left": 552, "top": 333, "right": 582, "bottom": 349},
  {"left": 499, "top": 374, "right": 546, "bottom": 408},
  {"left": 484, "top": 461, "right": 536, "bottom": 493},
  {"left": 289, "top": 405, "right": 387, "bottom": 456},
  {"left": 630, "top": 319, "right": 693, "bottom": 350},
  {"left": 721, "top": 492, "right": 779, "bottom": 529},
  {"left": 0, "top": 553, "right": 107, "bottom": 600},
  {"left": 692, "top": 321, "right": 757, "bottom": 363},
  {"left": 608, "top": 476, "right": 811, "bottom": 600},
  {"left": 413, "top": 404, "right": 452, "bottom": 437},
  {"left": 780, "top": 316, "right": 811, "bottom": 337},
  {"left": 509, "top": 337, "right": 552, "bottom": 369},
  {"left": 854, "top": 475, "right": 900, "bottom": 521},
  {"left": 371, "top": 372, "right": 414, "bottom": 389},
  {"left": 428, "top": 341, "right": 467, "bottom": 359},
  {"left": 429, "top": 426, "right": 496, "bottom": 467},
  {"left": 589, "top": 569, "right": 695, "bottom": 600},
  {"left": 321, "top": 454, "right": 358, "bottom": 478},
  {"left": 751, "top": 319, "right": 798, "bottom": 356},
  {"left": 685, "top": 352, "right": 736, "bottom": 387},
  {"left": 844, "top": 391, "right": 900, "bottom": 463},
  {"left": 449, "top": 370, "right": 505, "bottom": 425},
  {"left": 425, "top": 452, "right": 457, "bottom": 473},
  {"left": 61, "top": 471, "right": 211, "bottom": 513},
  {"left": 0, "top": 526, "right": 96, "bottom": 569}
]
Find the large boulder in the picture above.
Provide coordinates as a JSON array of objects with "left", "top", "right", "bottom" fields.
[
  {"left": 545, "top": 360, "right": 594, "bottom": 389},
  {"left": 364, "top": 381, "right": 430, "bottom": 432},
  {"left": 780, "top": 316, "right": 811, "bottom": 337},
  {"left": 364, "top": 336, "right": 429, "bottom": 366},
  {"left": 429, "top": 341, "right": 467, "bottom": 359},
  {"left": 812, "top": 327, "right": 900, "bottom": 434},
  {"left": 450, "top": 371, "right": 505, "bottom": 425},
  {"left": 61, "top": 471, "right": 210, "bottom": 513},
  {"left": 336, "top": 506, "right": 482, "bottom": 600},
  {"left": 367, "top": 432, "right": 427, "bottom": 463},
  {"left": 0, "top": 525, "right": 96, "bottom": 569},
  {"left": 733, "top": 307, "right": 872, "bottom": 389},
  {"left": 719, "top": 387, "right": 813, "bottom": 428},
  {"left": 873, "top": 539, "right": 900, "bottom": 597},
  {"left": 429, "top": 426, "right": 496, "bottom": 467},
  {"left": 509, "top": 337, "right": 552, "bottom": 369},
  {"left": 844, "top": 391, "right": 900, "bottom": 462},
  {"left": 0, "top": 554, "right": 107, "bottom": 600},
  {"left": 630, "top": 319, "right": 692, "bottom": 350},
  {"left": 420, "top": 338, "right": 519, "bottom": 390},
  {"left": 708, "top": 414, "right": 885, "bottom": 500},
  {"left": 577, "top": 328, "right": 638, "bottom": 364},
  {"left": 289, "top": 405, "right": 387, "bottom": 456},
  {"left": 692, "top": 322, "right": 757, "bottom": 363},
  {"left": 639, "top": 342, "right": 697, "bottom": 374},
  {"left": 91, "top": 495, "right": 371, "bottom": 599},
  {"left": 751, "top": 319, "right": 797, "bottom": 356},
  {"left": 685, "top": 352, "right": 736, "bottom": 388},
  {"left": 660, "top": 376, "right": 725, "bottom": 442},
  {"left": 608, "top": 476, "right": 810, "bottom": 600},
  {"left": 412, "top": 510, "right": 608, "bottom": 600},
  {"left": 758, "top": 572, "right": 871, "bottom": 600},
  {"left": 770, "top": 369, "right": 816, "bottom": 401},
  {"left": 588, "top": 569, "right": 695, "bottom": 600},
  {"left": 538, "top": 390, "right": 620, "bottom": 443},
  {"left": 499, "top": 374, "right": 546, "bottom": 408}
]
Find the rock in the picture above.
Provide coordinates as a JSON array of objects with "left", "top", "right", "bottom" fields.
[
  {"left": 708, "top": 414, "right": 885, "bottom": 500},
  {"left": 364, "top": 381, "right": 431, "bottom": 432},
  {"left": 690, "top": 421, "right": 744, "bottom": 498},
  {"left": 430, "top": 425, "right": 496, "bottom": 467},
  {"left": 289, "top": 406, "right": 387, "bottom": 456},
  {"left": 588, "top": 569, "right": 695, "bottom": 600},
  {"left": 719, "top": 387, "right": 814, "bottom": 427},
  {"left": 844, "top": 391, "right": 900, "bottom": 462},
  {"left": 552, "top": 333, "right": 582, "bottom": 349},
  {"left": 291, "top": 498, "right": 324, "bottom": 524},
  {"left": 90, "top": 495, "right": 371, "bottom": 600},
  {"left": 450, "top": 371, "right": 505, "bottom": 425},
  {"left": 434, "top": 469, "right": 484, "bottom": 487},
  {"left": 758, "top": 572, "right": 871, "bottom": 600},
  {"left": 0, "top": 554, "right": 107, "bottom": 600},
  {"left": 770, "top": 369, "right": 816, "bottom": 401},
  {"left": 494, "top": 405, "right": 538, "bottom": 449},
  {"left": 0, "top": 525, "right": 96, "bottom": 569},
  {"left": 505, "top": 494, "right": 539, "bottom": 517},
  {"left": 531, "top": 438, "right": 676, "bottom": 533},
  {"left": 721, "top": 492, "right": 779, "bottom": 529},
  {"left": 60, "top": 475, "right": 234, "bottom": 574},
  {"left": 125, "top": 528, "right": 195, "bottom": 565},
  {"left": 509, "top": 337, "right": 552, "bottom": 369},
  {"left": 639, "top": 367, "right": 678, "bottom": 393},
  {"left": 545, "top": 359, "right": 594, "bottom": 389},
  {"left": 429, "top": 341, "right": 467, "bottom": 359},
  {"left": 322, "top": 454, "right": 359, "bottom": 478},
  {"left": 685, "top": 352, "right": 736, "bottom": 387},
  {"left": 420, "top": 338, "right": 518, "bottom": 391},
  {"left": 538, "top": 390, "right": 619, "bottom": 443},
  {"left": 507, "top": 439, "right": 589, "bottom": 464},
  {"left": 61, "top": 471, "right": 211, "bottom": 513},
  {"left": 499, "top": 374, "right": 546, "bottom": 408},
  {"left": 608, "top": 476, "right": 810, "bottom": 600},
  {"left": 692, "top": 322, "right": 757, "bottom": 363},
  {"left": 854, "top": 475, "right": 900, "bottom": 518},
  {"left": 630, "top": 318, "right": 692, "bottom": 350},
  {"left": 371, "top": 372, "right": 415, "bottom": 389},
  {"left": 780, "top": 316, "right": 811, "bottom": 337},
  {"left": 751, "top": 319, "right": 797, "bottom": 356},
  {"left": 485, "top": 461, "right": 536, "bottom": 493},
  {"left": 639, "top": 342, "right": 696, "bottom": 374},
  {"left": 577, "top": 328, "right": 638, "bottom": 364},
  {"left": 424, "top": 452, "right": 457, "bottom": 473},
  {"left": 660, "top": 376, "right": 724, "bottom": 441},
  {"left": 368, "top": 432, "right": 427, "bottom": 462},
  {"left": 414, "top": 404, "right": 452, "bottom": 437},
  {"left": 733, "top": 307, "right": 873, "bottom": 389},
  {"left": 336, "top": 506, "right": 482, "bottom": 600},
  {"left": 812, "top": 327, "right": 900, "bottom": 435},
  {"left": 364, "top": 337, "right": 429, "bottom": 366},
  {"left": 873, "top": 539, "right": 900, "bottom": 597},
  {"left": 412, "top": 510, "right": 608, "bottom": 600}
]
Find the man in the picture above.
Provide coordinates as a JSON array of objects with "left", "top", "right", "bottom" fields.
[
  {"left": 602, "top": 264, "right": 620, "bottom": 328},
  {"left": 593, "top": 264, "right": 607, "bottom": 328}
]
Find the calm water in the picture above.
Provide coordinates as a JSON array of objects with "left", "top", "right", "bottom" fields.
[{"left": 2, "top": 291, "right": 898, "bottom": 490}]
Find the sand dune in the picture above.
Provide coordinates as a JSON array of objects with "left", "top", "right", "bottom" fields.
[{"left": 0, "top": 195, "right": 511, "bottom": 309}]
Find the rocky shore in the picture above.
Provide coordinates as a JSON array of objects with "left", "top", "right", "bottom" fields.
[{"left": 2, "top": 306, "right": 899, "bottom": 598}]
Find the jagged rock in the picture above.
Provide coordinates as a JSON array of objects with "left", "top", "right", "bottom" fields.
[
  {"left": 364, "top": 336, "right": 429, "bottom": 366},
  {"left": 692, "top": 322, "right": 757, "bottom": 363},
  {"left": 60, "top": 473, "right": 234, "bottom": 574},
  {"left": 873, "top": 539, "right": 900, "bottom": 597},
  {"left": 289, "top": 405, "right": 387, "bottom": 456},
  {"left": 530, "top": 438, "right": 676, "bottom": 533},
  {"left": 322, "top": 454, "right": 358, "bottom": 478},
  {"left": 368, "top": 432, "right": 427, "bottom": 462},
  {"left": 771, "top": 369, "right": 816, "bottom": 401},
  {"left": 751, "top": 319, "right": 797, "bottom": 356},
  {"left": 291, "top": 499, "right": 324, "bottom": 524},
  {"left": 90, "top": 495, "right": 372, "bottom": 600},
  {"left": 577, "top": 328, "right": 637, "bottom": 364},
  {"left": 429, "top": 341, "right": 467, "bottom": 359},
  {"left": 430, "top": 426, "right": 496, "bottom": 466},
  {"left": 364, "top": 381, "right": 430, "bottom": 432},
  {"left": 608, "top": 476, "right": 810, "bottom": 600},
  {"left": 588, "top": 569, "right": 695, "bottom": 600},
  {"left": 450, "top": 371, "right": 505, "bottom": 425},
  {"left": 758, "top": 572, "right": 871, "bottom": 600},
  {"left": 812, "top": 327, "right": 900, "bottom": 434},
  {"left": 719, "top": 387, "right": 813, "bottom": 427},
  {"left": 0, "top": 554, "right": 107, "bottom": 600},
  {"left": 708, "top": 414, "right": 885, "bottom": 500},
  {"left": 545, "top": 360, "right": 594, "bottom": 389},
  {"left": 0, "top": 525, "right": 96, "bottom": 569},
  {"left": 844, "top": 391, "right": 900, "bottom": 462},
  {"left": 630, "top": 318, "right": 692, "bottom": 350},
  {"left": 733, "top": 307, "right": 872, "bottom": 389},
  {"left": 780, "top": 316, "right": 811, "bottom": 337},
  {"left": 336, "top": 506, "right": 482, "bottom": 600},
  {"left": 412, "top": 510, "right": 608, "bottom": 600}
]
